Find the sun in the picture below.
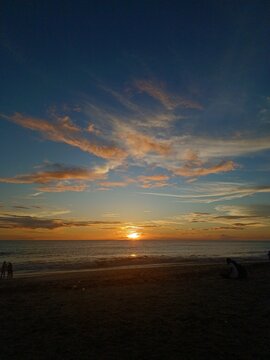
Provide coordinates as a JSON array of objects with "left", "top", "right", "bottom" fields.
[{"left": 127, "top": 232, "right": 140, "bottom": 240}]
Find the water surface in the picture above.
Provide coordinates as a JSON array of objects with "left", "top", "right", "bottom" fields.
[{"left": 0, "top": 240, "right": 269, "bottom": 274}]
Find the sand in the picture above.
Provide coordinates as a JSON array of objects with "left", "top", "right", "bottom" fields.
[{"left": 0, "top": 262, "right": 270, "bottom": 360}]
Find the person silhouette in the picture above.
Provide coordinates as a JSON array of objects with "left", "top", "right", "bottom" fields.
[
  {"left": 7, "top": 262, "right": 13, "bottom": 279},
  {"left": 268, "top": 251, "right": 270, "bottom": 261},
  {"left": 1, "top": 261, "right": 7, "bottom": 279},
  {"left": 221, "top": 258, "right": 247, "bottom": 279}
]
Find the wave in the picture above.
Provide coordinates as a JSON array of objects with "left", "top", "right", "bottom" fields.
[{"left": 0, "top": 251, "right": 14, "bottom": 256}]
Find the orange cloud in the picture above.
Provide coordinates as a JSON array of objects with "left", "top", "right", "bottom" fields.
[
  {"left": 173, "top": 160, "right": 238, "bottom": 177},
  {"left": 98, "top": 180, "right": 131, "bottom": 188},
  {"left": 37, "top": 182, "right": 89, "bottom": 192},
  {"left": 98, "top": 174, "right": 170, "bottom": 189},
  {"left": 53, "top": 115, "right": 81, "bottom": 132},
  {"left": 137, "top": 174, "right": 170, "bottom": 188},
  {"left": 137, "top": 174, "right": 170, "bottom": 182},
  {"left": 3, "top": 113, "right": 126, "bottom": 160},
  {"left": 0, "top": 164, "right": 105, "bottom": 184},
  {"left": 182, "top": 150, "right": 202, "bottom": 165},
  {"left": 0, "top": 163, "right": 110, "bottom": 192},
  {"left": 139, "top": 182, "right": 169, "bottom": 188},
  {"left": 116, "top": 124, "right": 171, "bottom": 157},
  {"left": 135, "top": 80, "right": 203, "bottom": 110}
]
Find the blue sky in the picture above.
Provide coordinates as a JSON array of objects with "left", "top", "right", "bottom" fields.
[{"left": 0, "top": 1, "right": 270, "bottom": 240}]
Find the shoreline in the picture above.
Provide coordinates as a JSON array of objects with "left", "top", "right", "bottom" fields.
[{"left": 5, "top": 257, "right": 270, "bottom": 280}]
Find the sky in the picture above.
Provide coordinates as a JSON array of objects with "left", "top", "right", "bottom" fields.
[{"left": 0, "top": 0, "right": 270, "bottom": 240}]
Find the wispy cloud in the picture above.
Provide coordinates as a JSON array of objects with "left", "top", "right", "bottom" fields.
[
  {"left": 98, "top": 174, "right": 170, "bottom": 189},
  {"left": 98, "top": 84, "right": 142, "bottom": 113},
  {"left": 151, "top": 204, "right": 270, "bottom": 231},
  {"left": 2, "top": 113, "right": 126, "bottom": 160},
  {"left": 139, "top": 182, "right": 169, "bottom": 189},
  {"left": 12, "top": 205, "right": 30, "bottom": 210},
  {"left": 29, "top": 192, "right": 43, "bottom": 197},
  {"left": 172, "top": 160, "right": 238, "bottom": 177},
  {"left": 134, "top": 112, "right": 180, "bottom": 129},
  {"left": 0, "top": 163, "right": 105, "bottom": 184},
  {"left": 215, "top": 204, "right": 270, "bottom": 218},
  {"left": 197, "top": 204, "right": 270, "bottom": 229},
  {"left": 137, "top": 174, "right": 170, "bottom": 188},
  {"left": 134, "top": 80, "right": 203, "bottom": 110},
  {"left": 141, "top": 183, "right": 270, "bottom": 203},
  {"left": 172, "top": 135, "right": 270, "bottom": 160},
  {"left": 37, "top": 182, "right": 89, "bottom": 193},
  {"left": 0, "top": 163, "right": 108, "bottom": 192},
  {"left": 115, "top": 122, "right": 171, "bottom": 157},
  {"left": 98, "top": 180, "right": 132, "bottom": 188},
  {"left": 1, "top": 205, "right": 71, "bottom": 218},
  {"left": 0, "top": 214, "right": 121, "bottom": 230},
  {"left": 137, "top": 174, "right": 170, "bottom": 182}
]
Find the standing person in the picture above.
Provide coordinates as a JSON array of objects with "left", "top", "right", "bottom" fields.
[
  {"left": 1, "top": 261, "right": 7, "bottom": 279},
  {"left": 268, "top": 251, "right": 270, "bottom": 261},
  {"left": 7, "top": 262, "right": 13, "bottom": 279}
]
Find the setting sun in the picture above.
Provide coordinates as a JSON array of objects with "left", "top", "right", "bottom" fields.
[{"left": 127, "top": 232, "right": 140, "bottom": 240}]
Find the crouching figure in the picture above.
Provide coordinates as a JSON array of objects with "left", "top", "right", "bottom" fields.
[{"left": 221, "top": 258, "right": 247, "bottom": 279}]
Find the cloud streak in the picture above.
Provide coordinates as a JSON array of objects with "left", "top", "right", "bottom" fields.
[
  {"left": 0, "top": 163, "right": 109, "bottom": 192},
  {"left": 172, "top": 135, "right": 270, "bottom": 160},
  {"left": 37, "top": 182, "right": 89, "bottom": 193},
  {"left": 0, "top": 163, "right": 105, "bottom": 184},
  {"left": 173, "top": 160, "right": 238, "bottom": 177},
  {"left": 2, "top": 113, "right": 126, "bottom": 160},
  {"left": 0, "top": 214, "right": 121, "bottom": 230},
  {"left": 150, "top": 204, "right": 270, "bottom": 231},
  {"left": 134, "top": 80, "right": 203, "bottom": 110},
  {"left": 137, "top": 174, "right": 170, "bottom": 188},
  {"left": 142, "top": 184, "right": 270, "bottom": 203},
  {"left": 115, "top": 122, "right": 171, "bottom": 157},
  {"left": 98, "top": 174, "right": 170, "bottom": 189}
]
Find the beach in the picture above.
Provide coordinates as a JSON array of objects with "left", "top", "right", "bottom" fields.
[{"left": 0, "top": 262, "right": 270, "bottom": 359}]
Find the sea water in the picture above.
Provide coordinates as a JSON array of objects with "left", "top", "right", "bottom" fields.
[{"left": 0, "top": 240, "right": 269, "bottom": 274}]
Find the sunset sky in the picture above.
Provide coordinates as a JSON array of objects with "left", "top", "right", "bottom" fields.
[{"left": 0, "top": 1, "right": 270, "bottom": 240}]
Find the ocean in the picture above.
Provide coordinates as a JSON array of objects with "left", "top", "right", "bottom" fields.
[{"left": 0, "top": 240, "right": 270, "bottom": 275}]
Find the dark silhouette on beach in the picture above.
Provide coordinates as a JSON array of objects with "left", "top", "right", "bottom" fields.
[
  {"left": 1, "top": 261, "right": 7, "bottom": 279},
  {"left": 7, "top": 262, "right": 13, "bottom": 279},
  {"left": 221, "top": 258, "right": 247, "bottom": 279}
]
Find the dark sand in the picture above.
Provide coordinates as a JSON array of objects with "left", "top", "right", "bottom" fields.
[{"left": 0, "top": 262, "right": 270, "bottom": 360}]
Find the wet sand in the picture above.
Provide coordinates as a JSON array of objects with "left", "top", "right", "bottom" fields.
[{"left": 0, "top": 262, "right": 270, "bottom": 359}]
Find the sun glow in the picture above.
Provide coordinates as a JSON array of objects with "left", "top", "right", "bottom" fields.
[{"left": 127, "top": 232, "right": 140, "bottom": 240}]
